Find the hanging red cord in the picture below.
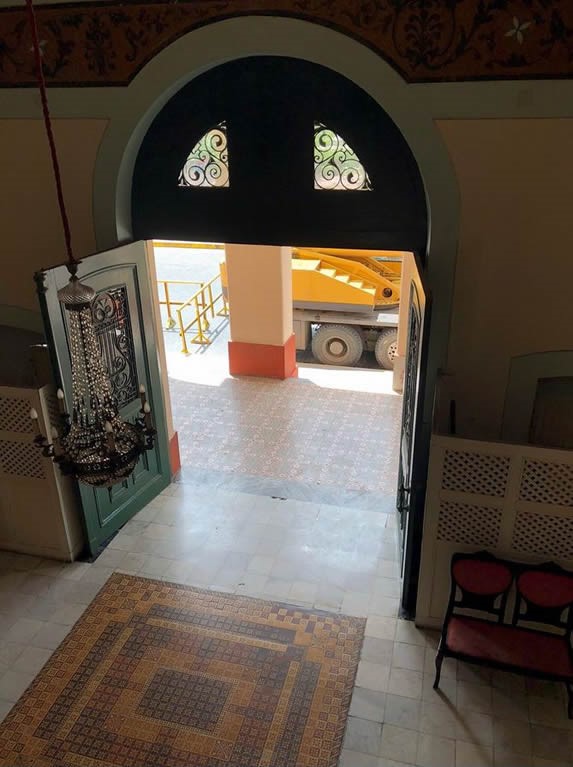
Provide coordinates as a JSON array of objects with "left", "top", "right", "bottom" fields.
[{"left": 25, "top": 0, "right": 76, "bottom": 267}]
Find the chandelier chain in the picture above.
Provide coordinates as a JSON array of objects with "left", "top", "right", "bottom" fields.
[{"left": 25, "top": 0, "right": 76, "bottom": 268}]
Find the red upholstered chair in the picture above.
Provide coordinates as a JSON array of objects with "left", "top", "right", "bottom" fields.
[
  {"left": 513, "top": 566, "right": 573, "bottom": 715},
  {"left": 434, "top": 551, "right": 513, "bottom": 690},
  {"left": 434, "top": 552, "right": 573, "bottom": 718}
]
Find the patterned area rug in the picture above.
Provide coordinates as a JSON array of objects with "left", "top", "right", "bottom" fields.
[{"left": 0, "top": 574, "right": 365, "bottom": 767}]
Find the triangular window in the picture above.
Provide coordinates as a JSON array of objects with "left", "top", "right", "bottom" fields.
[
  {"left": 178, "top": 121, "right": 229, "bottom": 188},
  {"left": 314, "top": 122, "right": 372, "bottom": 191}
]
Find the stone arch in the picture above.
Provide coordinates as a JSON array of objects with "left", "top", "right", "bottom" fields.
[{"left": 92, "top": 15, "right": 460, "bottom": 610}]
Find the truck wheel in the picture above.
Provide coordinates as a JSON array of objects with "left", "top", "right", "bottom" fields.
[
  {"left": 311, "top": 324, "right": 364, "bottom": 367},
  {"left": 375, "top": 329, "right": 398, "bottom": 370}
]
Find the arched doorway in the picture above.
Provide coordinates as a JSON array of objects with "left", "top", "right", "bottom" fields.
[
  {"left": 92, "top": 16, "right": 460, "bottom": 614},
  {"left": 132, "top": 57, "right": 427, "bottom": 252},
  {"left": 132, "top": 55, "right": 429, "bottom": 611}
]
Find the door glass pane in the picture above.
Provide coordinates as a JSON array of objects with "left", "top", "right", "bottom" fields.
[
  {"left": 178, "top": 121, "right": 230, "bottom": 188},
  {"left": 314, "top": 121, "right": 372, "bottom": 191},
  {"left": 92, "top": 286, "right": 139, "bottom": 408}
]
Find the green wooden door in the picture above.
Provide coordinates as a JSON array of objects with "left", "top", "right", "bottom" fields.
[{"left": 37, "top": 242, "right": 171, "bottom": 556}]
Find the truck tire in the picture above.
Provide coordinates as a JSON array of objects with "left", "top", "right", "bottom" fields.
[
  {"left": 375, "top": 328, "right": 398, "bottom": 370},
  {"left": 311, "top": 324, "right": 364, "bottom": 367}
]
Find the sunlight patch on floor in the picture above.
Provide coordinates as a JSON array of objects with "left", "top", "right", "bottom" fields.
[
  {"left": 167, "top": 348, "right": 400, "bottom": 394},
  {"left": 298, "top": 364, "right": 400, "bottom": 395}
]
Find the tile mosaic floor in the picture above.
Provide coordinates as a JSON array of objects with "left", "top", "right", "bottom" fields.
[
  {"left": 0, "top": 574, "right": 363, "bottom": 766},
  {"left": 170, "top": 374, "right": 403, "bottom": 496},
  {"left": 0, "top": 481, "right": 572, "bottom": 765}
]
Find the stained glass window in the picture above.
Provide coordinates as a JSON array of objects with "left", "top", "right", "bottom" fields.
[
  {"left": 314, "top": 122, "right": 372, "bottom": 191},
  {"left": 178, "top": 122, "right": 229, "bottom": 188}
]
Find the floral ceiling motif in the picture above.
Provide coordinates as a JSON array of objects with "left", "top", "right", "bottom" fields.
[{"left": 0, "top": 0, "right": 572, "bottom": 87}]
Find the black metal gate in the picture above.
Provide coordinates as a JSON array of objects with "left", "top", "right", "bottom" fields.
[{"left": 397, "top": 278, "right": 432, "bottom": 613}]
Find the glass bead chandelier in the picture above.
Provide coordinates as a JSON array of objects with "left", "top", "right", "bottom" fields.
[
  {"left": 26, "top": 0, "right": 155, "bottom": 487},
  {"left": 31, "top": 269, "right": 155, "bottom": 487}
]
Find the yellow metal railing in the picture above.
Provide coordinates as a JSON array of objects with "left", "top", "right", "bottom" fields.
[
  {"left": 176, "top": 274, "right": 229, "bottom": 354},
  {"left": 157, "top": 279, "right": 205, "bottom": 330}
]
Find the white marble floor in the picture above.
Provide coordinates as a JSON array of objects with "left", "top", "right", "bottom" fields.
[{"left": 0, "top": 480, "right": 572, "bottom": 766}]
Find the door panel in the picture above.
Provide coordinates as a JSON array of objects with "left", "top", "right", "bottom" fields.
[
  {"left": 132, "top": 57, "right": 427, "bottom": 252},
  {"left": 37, "top": 242, "right": 170, "bottom": 556},
  {"left": 397, "top": 269, "right": 432, "bottom": 614}
]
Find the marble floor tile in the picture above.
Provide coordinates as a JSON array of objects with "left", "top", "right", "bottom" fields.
[
  {"left": 392, "top": 642, "right": 426, "bottom": 672},
  {"left": 379, "top": 724, "right": 419, "bottom": 764},
  {"left": 493, "top": 719, "right": 532, "bottom": 755},
  {"left": 366, "top": 616, "right": 398, "bottom": 641},
  {"left": 362, "top": 637, "right": 395, "bottom": 665},
  {"left": 419, "top": 700, "right": 458, "bottom": 738},
  {"left": 529, "top": 724, "right": 571, "bottom": 763},
  {"left": 457, "top": 681, "right": 493, "bottom": 715},
  {"left": 384, "top": 694, "right": 421, "bottom": 731},
  {"left": 416, "top": 732, "right": 455, "bottom": 767},
  {"left": 388, "top": 668, "right": 424, "bottom": 700},
  {"left": 12, "top": 646, "right": 52, "bottom": 675},
  {"left": 456, "top": 740, "right": 493, "bottom": 767},
  {"left": 0, "top": 446, "right": 571, "bottom": 767},
  {"left": 356, "top": 661, "right": 391, "bottom": 693},
  {"left": 350, "top": 688, "right": 387, "bottom": 723},
  {"left": 0, "top": 669, "right": 36, "bottom": 702},
  {"left": 344, "top": 716, "right": 383, "bottom": 756}
]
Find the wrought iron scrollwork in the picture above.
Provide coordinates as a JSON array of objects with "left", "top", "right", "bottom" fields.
[
  {"left": 92, "top": 286, "right": 138, "bottom": 408},
  {"left": 314, "top": 121, "right": 372, "bottom": 191},
  {"left": 178, "top": 121, "right": 229, "bottom": 188}
]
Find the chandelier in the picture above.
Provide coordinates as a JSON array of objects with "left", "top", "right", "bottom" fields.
[{"left": 26, "top": 0, "right": 155, "bottom": 487}]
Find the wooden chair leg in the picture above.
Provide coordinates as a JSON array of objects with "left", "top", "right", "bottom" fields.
[
  {"left": 433, "top": 651, "right": 444, "bottom": 690},
  {"left": 566, "top": 682, "right": 573, "bottom": 720}
]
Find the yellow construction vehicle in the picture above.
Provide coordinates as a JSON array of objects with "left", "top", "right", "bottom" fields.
[{"left": 220, "top": 247, "right": 404, "bottom": 369}]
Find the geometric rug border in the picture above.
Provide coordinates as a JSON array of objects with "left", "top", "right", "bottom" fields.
[{"left": 0, "top": 572, "right": 366, "bottom": 767}]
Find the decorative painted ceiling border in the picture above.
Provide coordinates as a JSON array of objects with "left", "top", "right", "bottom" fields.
[{"left": 0, "top": 0, "right": 572, "bottom": 87}]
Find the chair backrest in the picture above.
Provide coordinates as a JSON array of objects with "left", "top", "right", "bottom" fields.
[
  {"left": 514, "top": 565, "right": 573, "bottom": 633},
  {"left": 448, "top": 551, "right": 513, "bottom": 623}
]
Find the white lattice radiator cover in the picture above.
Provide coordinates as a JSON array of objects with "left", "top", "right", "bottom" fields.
[
  {"left": 0, "top": 385, "right": 83, "bottom": 561},
  {"left": 416, "top": 435, "right": 573, "bottom": 628}
]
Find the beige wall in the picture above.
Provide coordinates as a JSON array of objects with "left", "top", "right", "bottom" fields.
[
  {"left": 439, "top": 119, "right": 573, "bottom": 440},
  {"left": 226, "top": 244, "right": 293, "bottom": 346},
  {"left": 0, "top": 119, "right": 107, "bottom": 313},
  {"left": 2, "top": 113, "right": 572, "bottom": 444}
]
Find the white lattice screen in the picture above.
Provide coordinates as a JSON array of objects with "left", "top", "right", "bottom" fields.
[
  {"left": 0, "top": 396, "right": 34, "bottom": 433},
  {"left": 512, "top": 512, "right": 573, "bottom": 560},
  {"left": 0, "top": 390, "right": 48, "bottom": 483},
  {"left": 417, "top": 436, "right": 573, "bottom": 629},
  {"left": 520, "top": 459, "right": 573, "bottom": 507},
  {"left": 0, "top": 440, "right": 45, "bottom": 480},
  {"left": 437, "top": 501, "right": 502, "bottom": 548},
  {"left": 442, "top": 449, "right": 509, "bottom": 497}
]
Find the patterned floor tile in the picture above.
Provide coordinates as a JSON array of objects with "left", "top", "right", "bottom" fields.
[{"left": 170, "top": 374, "right": 402, "bottom": 496}]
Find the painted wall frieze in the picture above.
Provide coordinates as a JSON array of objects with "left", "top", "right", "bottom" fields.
[{"left": 0, "top": 0, "right": 572, "bottom": 86}]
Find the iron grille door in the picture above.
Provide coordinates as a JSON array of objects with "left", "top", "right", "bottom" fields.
[{"left": 397, "top": 276, "right": 432, "bottom": 614}]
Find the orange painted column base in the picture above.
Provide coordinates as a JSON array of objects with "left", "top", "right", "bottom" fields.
[
  {"left": 228, "top": 333, "right": 298, "bottom": 379},
  {"left": 169, "top": 432, "right": 181, "bottom": 477}
]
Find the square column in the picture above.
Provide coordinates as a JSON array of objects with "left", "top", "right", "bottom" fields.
[{"left": 226, "top": 244, "right": 297, "bottom": 379}]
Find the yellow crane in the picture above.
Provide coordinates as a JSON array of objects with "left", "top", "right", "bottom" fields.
[{"left": 221, "top": 247, "right": 404, "bottom": 369}]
